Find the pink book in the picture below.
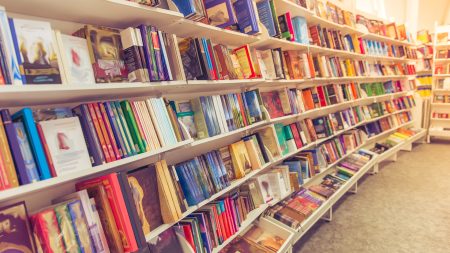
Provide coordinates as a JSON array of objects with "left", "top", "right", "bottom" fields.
[{"left": 285, "top": 12, "right": 296, "bottom": 41}]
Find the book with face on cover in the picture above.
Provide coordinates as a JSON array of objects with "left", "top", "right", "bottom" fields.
[
  {"left": 8, "top": 18, "right": 62, "bottom": 84},
  {"left": 54, "top": 31, "right": 96, "bottom": 84},
  {"left": 37, "top": 117, "right": 92, "bottom": 176},
  {"left": 0, "top": 201, "right": 36, "bottom": 252}
]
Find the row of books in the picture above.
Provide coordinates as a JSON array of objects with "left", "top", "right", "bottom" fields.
[
  {"left": 354, "top": 38, "right": 417, "bottom": 59},
  {"left": 369, "top": 128, "right": 421, "bottom": 154},
  {"left": 436, "top": 48, "right": 450, "bottom": 59},
  {"left": 434, "top": 95, "right": 450, "bottom": 103},
  {"left": 435, "top": 62, "right": 450, "bottom": 75},
  {"left": 432, "top": 112, "right": 450, "bottom": 119},
  {"left": 265, "top": 148, "right": 374, "bottom": 229},
  {"left": 0, "top": 97, "right": 186, "bottom": 190},
  {"left": 171, "top": 89, "right": 265, "bottom": 140}
]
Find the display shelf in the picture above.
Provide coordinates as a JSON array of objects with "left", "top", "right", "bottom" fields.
[
  {"left": 361, "top": 32, "right": 415, "bottom": 46},
  {"left": 163, "top": 18, "right": 260, "bottom": 47},
  {"left": 416, "top": 70, "right": 433, "bottom": 75},
  {"left": 0, "top": 0, "right": 184, "bottom": 29},
  {"left": 433, "top": 89, "right": 450, "bottom": 92},
  {"left": 435, "top": 58, "right": 450, "bottom": 63},
  {"left": 434, "top": 74, "right": 450, "bottom": 78},
  {"left": 431, "top": 103, "right": 450, "bottom": 106},
  {"left": 431, "top": 118, "right": 450, "bottom": 121},
  {"left": 428, "top": 129, "right": 450, "bottom": 137},
  {"left": 252, "top": 36, "right": 310, "bottom": 51},
  {"left": 0, "top": 139, "right": 193, "bottom": 203},
  {"left": 211, "top": 204, "right": 269, "bottom": 253}
]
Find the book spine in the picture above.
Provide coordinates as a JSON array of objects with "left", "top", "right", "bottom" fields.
[
  {"left": 120, "top": 101, "right": 145, "bottom": 153},
  {"left": 35, "top": 123, "right": 56, "bottom": 178},
  {"left": 150, "top": 26, "right": 165, "bottom": 81},
  {"left": 87, "top": 103, "right": 112, "bottom": 163},
  {"left": 99, "top": 103, "right": 122, "bottom": 160},
  {"left": 6, "top": 18, "right": 25, "bottom": 84},
  {"left": 129, "top": 101, "right": 149, "bottom": 152},
  {"left": 74, "top": 105, "right": 105, "bottom": 166},
  {"left": 157, "top": 31, "right": 173, "bottom": 81},
  {"left": 105, "top": 102, "right": 127, "bottom": 158},
  {"left": 12, "top": 108, "right": 51, "bottom": 180},
  {"left": 114, "top": 101, "right": 137, "bottom": 155},
  {"left": 0, "top": 10, "right": 21, "bottom": 84},
  {"left": 0, "top": 114, "right": 18, "bottom": 187},
  {"left": 93, "top": 103, "right": 117, "bottom": 162}
]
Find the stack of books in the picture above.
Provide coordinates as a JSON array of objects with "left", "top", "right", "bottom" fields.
[{"left": 335, "top": 150, "right": 374, "bottom": 180}]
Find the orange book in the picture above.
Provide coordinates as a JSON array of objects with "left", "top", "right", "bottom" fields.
[
  {"left": 99, "top": 103, "right": 122, "bottom": 160},
  {"left": 307, "top": 53, "right": 316, "bottom": 78},
  {"left": 87, "top": 103, "right": 112, "bottom": 163},
  {"left": 301, "top": 89, "right": 315, "bottom": 110},
  {"left": 232, "top": 45, "right": 256, "bottom": 79},
  {"left": 93, "top": 103, "right": 117, "bottom": 162},
  {"left": 0, "top": 117, "right": 18, "bottom": 187}
]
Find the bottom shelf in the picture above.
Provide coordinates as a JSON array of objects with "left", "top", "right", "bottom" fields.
[{"left": 429, "top": 129, "right": 450, "bottom": 138}]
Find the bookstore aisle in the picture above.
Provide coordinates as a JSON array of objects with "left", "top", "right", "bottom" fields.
[{"left": 295, "top": 140, "right": 450, "bottom": 253}]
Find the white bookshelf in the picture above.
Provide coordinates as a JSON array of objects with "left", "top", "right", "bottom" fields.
[
  {"left": 0, "top": 0, "right": 424, "bottom": 252},
  {"left": 428, "top": 24, "right": 450, "bottom": 141}
]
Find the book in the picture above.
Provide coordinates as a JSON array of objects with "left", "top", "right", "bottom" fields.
[
  {"left": 233, "top": 0, "right": 260, "bottom": 35},
  {"left": 0, "top": 7, "right": 22, "bottom": 84},
  {"left": 32, "top": 209, "right": 66, "bottom": 252},
  {"left": 0, "top": 201, "right": 36, "bottom": 252},
  {"left": 9, "top": 18, "right": 62, "bottom": 84},
  {"left": 37, "top": 117, "right": 92, "bottom": 176},
  {"left": 54, "top": 32, "right": 96, "bottom": 84},
  {"left": 256, "top": 0, "right": 277, "bottom": 37},
  {"left": 120, "top": 27, "right": 149, "bottom": 82},
  {"left": 73, "top": 25, "right": 127, "bottom": 83},
  {"left": 205, "top": 0, "right": 236, "bottom": 28},
  {"left": 67, "top": 199, "right": 95, "bottom": 253},
  {"left": 147, "top": 227, "right": 184, "bottom": 253},
  {"left": 229, "top": 140, "right": 252, "bottom": 179}
]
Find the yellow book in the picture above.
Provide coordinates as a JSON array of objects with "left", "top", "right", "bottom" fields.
[{"left": 229, "top": 140, "right": 252, "bottom": 179}]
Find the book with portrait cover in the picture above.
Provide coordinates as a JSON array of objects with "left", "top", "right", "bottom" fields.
[
  {"left": 8, "top": 18, "right": 62, "bottom": 84},
  {"left": 73, "top": 25, "right": 127, "bottom": 83},
  {"left": 0, "top": 201, "right": 36, "bottom": 252},
  {"left": 55, "top": 32, "right": 96, "bottom": 84},
  {"left": 37, "top": 117, "right": 92, "bottom": 176}
]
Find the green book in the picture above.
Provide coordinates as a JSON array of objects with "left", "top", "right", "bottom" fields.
[
  {"left": 54, "top": 204, "right": 80, "bottom": 253},
  {"left": 274, "top": 123, "right": 288, "bottom": 155},
  {"left": 120, "top": 101, "right": 145, "bottom": 153}
]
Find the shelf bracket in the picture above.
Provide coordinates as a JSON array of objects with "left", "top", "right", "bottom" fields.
[
  {"left": 370, "top": 163, "right": 379, "bottom": 174},
  {"left": 349, "top": 182, "right": 358, "bottom": 194},
  {"left": 321, "top": 207, "right": 333, "bottom": 222}
]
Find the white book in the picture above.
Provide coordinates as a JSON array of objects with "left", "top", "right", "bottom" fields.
[
  {"left": 213, "top": 95, "right": 228, "bottom": 134},
  {"left": 52, "top": 30, "right": 68, "bottom": 84},
  {"left": 55, "top": 31, "right": 95, "bottom": 84},
  {"left": 38, "top": 117, "right": 92, "bottom": 175},
  {"left": 260, "top": 49, "right": 277, "bottom": 80}
]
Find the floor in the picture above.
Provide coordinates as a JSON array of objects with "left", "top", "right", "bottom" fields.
[{"left": 294, "top": 140, "right": 450, "bottom": 253}]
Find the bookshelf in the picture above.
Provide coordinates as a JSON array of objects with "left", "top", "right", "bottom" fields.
[
  {"left": 0, "top": 0, "right": 426, "bottom": 253},
  {"left": 428, "top": 24, "right": 450, "bottom": 141}
]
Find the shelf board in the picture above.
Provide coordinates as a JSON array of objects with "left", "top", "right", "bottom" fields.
[
  {"left": 430, "top": 118, "right": 450, "bottom": 122},
  {"left": 435, "top": 43, "right": 450, "bottom": 50},
  {"left": 163, "top": 18, "right": 259, "bottom": 47},
  {"left": 0, "top": 0, "right": 183, "bottom": 29},
  {"left": 435, "top": 58, "right": 450, "bottom": 63},
  {"left": 361, "top": 33, "right": 415, "bottom": 46},
  {"left": 416, "top": 70, "right": 433, "bottom": 75},
  {"left": 434, "top": 74, "right": 450, "bottom": 78},
  {"left": 429, "top": 129, "right": 450, "bottom": 137},
  {"left": 431, "top": 103, "right": 450, "bottom": 106},
  {"left": 0, "top": 139, "right": 192, "bottom": 203},
  {"left": 252, "top": 37, "right": 309, "bottom": 50}
]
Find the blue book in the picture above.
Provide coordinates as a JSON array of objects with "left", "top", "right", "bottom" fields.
[
  {"left": 67, "top": 200, "right": 95, "bottom": 253},
  {"left": 233, "top": 0, "right": 260, "bottom": 35},
  {"left": 243, "top": 90, "right": 263, "bottom": 123},
  {"left": 213, "top": 150, "right": 229, "bottom": 187},
  {"left": 12, "top": 122, "right": 40, "bottom": 184},
  {"left": 256, "top": 0, "right": 277, "bottom": 37},
  {"left": 292, "top": 16, "right": 309, "bottom": 44},
  {"left": 204, "top": 0, "right": 237, "bottom": 28},
  {"left": 283, "top": 160, "right": 304, "bottom": 185},
  {"left": 0, "top": 8, "right": 22, "bottom": 84},
  {"left": 7, "top": 18, "right": 24, "bottom": 83},
  {"left": 191, "top": 158, "right": 211, "bottom": 199},
  {"left": 104, "top": 102, "right": 126, "bottom": 158},
  {"left": 12, "top": 108, "right": 51, "bottom": 180},
  {"left": 171, "top": 0, "right": 197, "bottom": 18},
  {"left": 203, "top": 153, "right": 220, "bottom": 191},
  {"left": 189, "top": 213, "right": 212, "bottom": 253},
  {"left": 175, "top": 163, "right": 198, "bottom": 206}
]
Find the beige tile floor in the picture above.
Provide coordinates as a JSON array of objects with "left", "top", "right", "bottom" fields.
[{"left": 295, "top": 141, "right": 450, "bottom": 253}]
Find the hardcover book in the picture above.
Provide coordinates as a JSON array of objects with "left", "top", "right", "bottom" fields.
[
  {"left": 205, "top": 0, "right": 237, "bottom": 28},
  {"left": 12, "top": 121, "right": 40, "bottom": 184},
  {"left": 147, "top": 227, "right": 184, "bottom": 253},
  {"left": 38, "top": 117, "right": 92, "bottom": 176},
  {"left": 233, "top": 0, "right": 260, "bottom": 35},
  {"left": 73, "top": 25, "right": 127, "bottom": 83},
  {"left": 9, "top": 18, "right": 62, "bottom": 84},
  {"left": 0, "top": 202, "right": 36, "bottom": 252}
]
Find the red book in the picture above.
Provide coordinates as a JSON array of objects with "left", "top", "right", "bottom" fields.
[
  {"left": 232, "top": 45, "right": 256, "bottom": 79},
  {"left": 225, "top": 198, "right": 237, "bottom": 233},
  {"left": 358, "top": 38, "right": 365, "bottom": 54},
  {"left": 76, "top": 174, "right": 138, "bottom": 252},
  {"left": 316, "top": 86, "right": 328, "bottom": 107},
  {"left": 206, "top": 39, "right": 219, "bottom": 80},
  {"left": 36, "top": 123, "right": 56, "bottom": 177},
  {"left": 32, "top": 209, "right": 66, "bottom": 253},
  {"left": 285, "top": 12, "right": 295, "bottom": 41},
  {"left": 213, "top": 45, "right": 230, "bottom": 80},
  {"left": 211, "top": 206, "right": 224, "bottom": 243},
  {"left": 93, "top": 103, "right": 116, "bottom": 162},
  {"left": 99, "top": 103, "right": 122, "bottom": 160},
  {"left": 217, "top": 201, "right": 230, "bottom": 239},
  {"left": 290, "top": 123, "right": 303, "bottom": 149},
  {"left": 224, "top": 199, "right": 236, "bottom": 235},
  {"left": 236, "top": 94, "right": 249, "bottom": 126},
  {"left": 182, "top": 224, "right": 196, "bottom": 253},
  {"left": 87, "top": 103, "right": 112, "bottom": 163}
]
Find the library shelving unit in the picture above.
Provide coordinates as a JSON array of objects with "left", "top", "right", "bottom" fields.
[
  {"left": 0, "top": 0, "right": 425, "bottom": 252},
  {"left": 428, "top": 24, "right": 450, "bottom": 141}
]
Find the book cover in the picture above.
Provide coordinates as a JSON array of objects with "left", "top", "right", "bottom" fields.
[
  {"left": 256, "top": 0, "right": 277, "bottom": 37},
  {"left": 67, "top": 199, "right": 95, "bottom": 253},
  {"left": 75, "top": 25, "right": 127, "bottom": 83},
  {"left": 233, "top": 0, "right": 260, "bottom": 35},
  {"left": 229, "top": 140, "right": 252, "bottom": 179},
  {"left": 125, "top": 165, "right": 163, "bottom": 236},
  {"left": 0, "top": 113, "right": 18, "bottom": 188},
  {"left": 260, "top": 91, "right": 284, "bottom": 119},
  {"left": 56, "top": 32, "right": 95, "bottom": 84},
  {"left": 37, "top": 117, "right": 92, "bottom": 176},
  {"left": 9, "top": 18, "right": 62, "bottom": 84},
  {"left": 32, "top": 209, "right": 66, "bottom": 253},
  {"left": 233, "top": 45, "right": 256, "bottom": 78},
  {"left": 205, "top": 0, "right": 237, "bottom": 28},
  {"left": 147, "top": 227, "right": 184, "bottom": 253},
  {"left": 0, "top": 201, "right": 36, "bottom": 252},
  {"left": 54, "top": 203, "right": 80, "bottom": 253},
  {"left": 12, "top": 121, "right": 40, "bottom": 184},
  {"left": 178, "top": 37, "right": 204, "bottom": 80},
  {"left": 119, "top": 27, "right": 148, "bottom": 82},
  {"left": 0, "top": 7, "right": 22, "bottom": 84}
]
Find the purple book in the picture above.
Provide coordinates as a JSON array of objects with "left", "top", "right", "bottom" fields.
[
  {"left": 0, "top": 109, "right": 29, "bottom": 184},
  {"left": 0, "top": 201, "right": 36, "bottom": 252},
  {"left": 137, "top": 25, "right": 158, "bottom": 81},
  {"left": 204, "top": 0, "right": 237, "bottom": 28},
  {"left": 150, "top": 26, "right": 165, "bottom": 81},
  {"left": 72, "top": 104, "right": 105, "bottom": 166}
]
